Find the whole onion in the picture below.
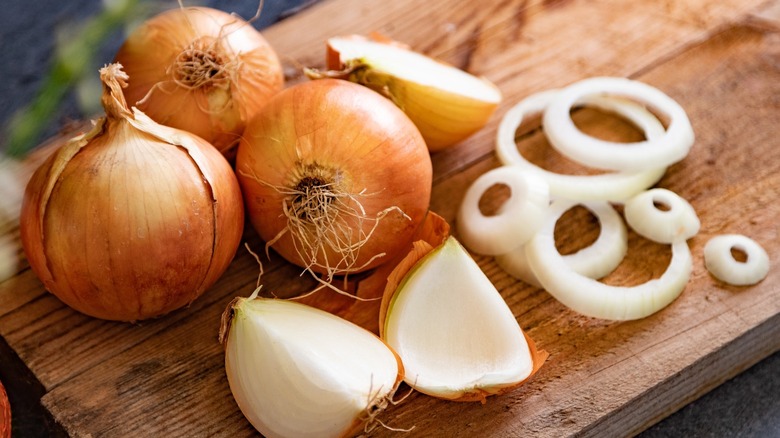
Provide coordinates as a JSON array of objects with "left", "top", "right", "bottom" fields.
[
  {"left": 114, "top": 6, "right": 284, "bottom": 156},
  {"left": 236, "top": 79, "right": 432, "bottom": 281},
  {"left": 19, "top": 64, "right": 244, "bottom": 322}
]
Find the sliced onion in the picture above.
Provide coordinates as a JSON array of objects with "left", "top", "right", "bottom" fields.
[
  {"left": 525, "top": 200, "right": 693, "bottom": 320},
  {"left": 624, "top": 188, "right": 700, "bottom": 244},
  {"left": 496, "top": 90, "right": 667, "bottom": 202},
  {"left": 457, "top": 166, "right": 549, "bottom": 255},
  {"left": 542, "top": 77, "right": 695, "bottom": 172},
  {"left": 496, "top": 201, "right": 627, "bottom": 287},
  {"left": 704, "top": 234, "right": 770, "bottom": 286}
]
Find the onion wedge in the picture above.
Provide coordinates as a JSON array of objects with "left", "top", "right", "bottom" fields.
[
  {"left": 319, "top": 34, "right": 502, "bottom": 151},
  {"left": 381, "top": 236, "right": 547, "bottom": 402}
]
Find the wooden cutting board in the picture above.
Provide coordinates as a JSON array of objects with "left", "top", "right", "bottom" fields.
[{"left": 1, "top": 0, "right": 779, "bottom": 436}]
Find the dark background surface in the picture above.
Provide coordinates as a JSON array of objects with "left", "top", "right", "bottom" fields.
[{"left": 0, "top": 0, "right": 778, "bottom": 436}]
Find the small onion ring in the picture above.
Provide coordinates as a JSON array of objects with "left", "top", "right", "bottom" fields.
[
  {"left": 526, "top": 199, "right": 692, "bottom": 320},
  {"left": 542, "top": 77, "right": 695, "bottom": 172},
  {"left": 457, "top": 166, "right": 550, "bottom": 255},
  {"left": 496, "top": 201, "right": 627, "bottom": 288},
  {"left": 496, "top": 90, "right": 667, "bottom": 202},
  {"left": 623, "top": 188, "right": 700, "bottom": 244},
  {"left": 704, "top": 234, "right": 770, "bottom": 286}
]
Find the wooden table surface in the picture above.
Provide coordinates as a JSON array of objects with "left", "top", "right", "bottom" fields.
[{"left": 1, "top": 0, "right": 779, "bottom": 436}]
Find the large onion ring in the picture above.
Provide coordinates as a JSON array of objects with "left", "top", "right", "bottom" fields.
[
  {"left": 704, "top": 234, "right": 770, "bottom": 286},
  {"left": 542, "top": 77, "right": 695, "bottom": 172},
  {"left": 496, "top": 201, "right": 627, "bottom": 287},
  {"left": 457, "top": 166, "right": 549, "bottom": 255},
  {"left": 526, "top": 199, "right": 692, "bottom": 320},
  {"left": 624, "top": 188, "right": 700, "bottom": 244},
  {"left": 496, "top": 90, "right": 666, "bottom": 202}
]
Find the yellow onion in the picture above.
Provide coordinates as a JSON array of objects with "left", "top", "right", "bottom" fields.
[
  {"left": 114, "top": 6, "right": 284, "bottom": 157},
  {"left": 19, "top": 64, "right": 244, "bottom": 322},
  {"left": 315, "top": 34, "right": 502, "bottom": 152},
  {"left": 236, "top": 79, "right": 432, "bottom": 282}
]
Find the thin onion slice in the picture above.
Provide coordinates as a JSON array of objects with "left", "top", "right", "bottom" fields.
[
  {"left": 457, "top": 166, "right": 549, "bottom": 255},
  {"left": 526, "top": 199, "right": 693, "bottom": 320},
  {"left": 496, "top": 90, "right": 667, "bottom": 202},
  {"left": 542, "top": 77, "right": 694, "bottom": 172},
  {"left": 704, "top": 234, "right": 770, "bottom": 286},
  {"left": 496, "top": 201, "right": 627, "bottom": 287},
  {"left": 624, "top": 188, "right": 700, "bottom": 244}
]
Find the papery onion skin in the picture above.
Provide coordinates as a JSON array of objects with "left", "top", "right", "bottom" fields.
[
  {"left": 114, "top": 6, "right": 284, "bottom": 155},
  {"left": 19, "top": 65, "right": 244, "bottom": 322},
  {"left": 236, "top": 79, "right": 432, "bottom": 276}
]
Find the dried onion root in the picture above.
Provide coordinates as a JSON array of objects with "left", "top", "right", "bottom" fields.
[
  {"left": 525, "top": 199, "right": 693, "bottom": 320},
  {"left": 704, "top": 234, "right": 770, "bottom": 286},
  {"left": 623, "top": 188, "right": 700, "bottom": 244},
  {"left": 495, "top": 90, "right": 667, "bottom": 202},
  {"left": 496, "top": 201, "right": 627, "bottom": 287}
]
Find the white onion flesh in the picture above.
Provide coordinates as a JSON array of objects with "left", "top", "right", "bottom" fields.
[
  {"left": 384, "top": 237, "right": 534, "bottom": 400},
  {"left": 496, "top": 201, "right": 627, "bottom": 287},
  {"left": 624, "top": 188, "right": 700, "bottom": 244},
  {"left": 542, "top": 77, "right": 695, "bottom": 172},
  {"left": 525, "top": 200, "right": 693, "bottom": 320},
  {"left": 496, "top": 90, "right": 667, "bottom": 202},
  {"left": 457, "top": 166, "right": 549, "bottom": 255},
  {"left": 704, "top": 234, "right": 770, "bottom": 286},
  {"left": 224, "top": 298, "right": 401, "bottom": 438}
]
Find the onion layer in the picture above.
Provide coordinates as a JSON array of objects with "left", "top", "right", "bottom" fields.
[
  {"left": 704, "top": 234, "right": 770, "bottom": 286},
  {"left": 624, "top": 188, "right": 700, "bottom": 244},
  {"left": 525, "top": 199, "right": 692, "bottom": 320},
  {"left": 496, "top": 201, "right": 627, "bottom": 287},
  {"left": 496, "top": 90, "right": 667, "bottom": 202},
  {"left": 542, "top": 77, "right": 694, "bottom": 172},
  {"left": 457, "top": 166, "right": 549, "bottom": 255},
  {"left": 114, "top": 6, "right": 284, "bottom": 155},
  {"left": 236, "top": 79, "right": 432, "bottom": 279}
]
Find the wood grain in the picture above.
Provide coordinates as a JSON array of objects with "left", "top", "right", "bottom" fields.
[{"left": 1, "top": 0, "right": 778, "bottom": 436}]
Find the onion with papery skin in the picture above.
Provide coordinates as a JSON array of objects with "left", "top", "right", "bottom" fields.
[
  {"left": 114, "top": 6, "right": 283, "bottom": 156},
  {"left": 236, "top": 79, "right": 432, "bottom": 282},
  {"left": 0, "top": 379, "right": 9, "bottom": 438},
  {"left": 314, "top": 34, "right": 502, "bottom": 152},
  {"left": 220, "top": 294, "right": 404, "bottom": 438},
  {"left": 19, "top": 64, "right": 244, "bottom": 322}
]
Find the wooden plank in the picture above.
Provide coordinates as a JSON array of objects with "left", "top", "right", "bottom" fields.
[{"left": 0, "top": 0, "right": 778, "bottom": 436}]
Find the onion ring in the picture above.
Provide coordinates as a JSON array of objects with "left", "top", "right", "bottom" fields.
[
  {"left": 496, "top": 90, "right": 667, "bottom": 202},
  {"left": 542, "top": 77, "right": 694, "bottom": 172},
  {"left": 623, "top": 188, "right": 700, "bottom": 244},
  {"left": 457, "top": 166, "right": 550, "bottom": 255},
  {"left": 704, "top": 234, "right": 770, "bottom": 286},
  {"left": 525, "top": 199, "right": 692, "bottom": 320},
  {"left": 496, "top": 201, "right": 627, "bottom": 287}
]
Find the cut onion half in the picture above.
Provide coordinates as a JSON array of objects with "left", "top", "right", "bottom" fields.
[
  {"left": 457, "top": 166, "right": 550, "bottom": 255},
  {"left": 624, "top": 188, "right": 700, "bottom": 244},
  {"left": 526, "top": 200, "right": 693, "bottom": 320},
  {"left": 496, "top": 201, "right": 627, "bottom": 287},
  {"left": 381, "top": 237, "right": 548, "bottom": 402},
  {"left": 704, "top": 234, "right": 770, "bottom": 286},
  {"left": 496, "top": 90, "right": 667, "bottom": 202},
  {"left": 542, "top": 77, "right": 695, "bottom": 172},
  {"left": 322, "top": 34, "right": 502, "bottom": 151},
  {"left": 221, "top": 296, "right": 403, "bottom": 438}
]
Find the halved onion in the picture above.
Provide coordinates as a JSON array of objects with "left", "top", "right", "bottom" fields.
[
  {"left": 525, "top": 199, "right": 693, "bottom": 320},
  {"left": 382, "top": 237, "right": 547, "bottom": 402},
  {"left": 496, "top": 201, "right": 627, "bottom": 287},
  {"left": 623, "top": 188, "right": 700, "bottom": 244},
  {"left": 542, "top": 77, "right": 694, "bottom": 172},
  {"left": 320, "top": 34, "right": 502, "bottom": 151},
  {"left": 704, "top": 234, "right": 770, "bottom": 286},
  {"left": 496, "top": 90, "right": 667, "bottom": 202}
]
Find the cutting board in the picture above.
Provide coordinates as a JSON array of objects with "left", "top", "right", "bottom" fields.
[{"left": 1, "top": 0, "right": 779, "bottom": 436}]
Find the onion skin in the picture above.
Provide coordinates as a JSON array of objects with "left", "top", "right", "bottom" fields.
[
  {"left": 237, "top": 79, "right": 432, "bottom": 275},
  {"left": 114, "top": 6, "right": 284, "bottom": 155},
  {"left": 0, "top": 379, "right": 9, "bottom": 438},
  {"left": 19, "top": 66, "right": 244, "bottom": 322}
]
